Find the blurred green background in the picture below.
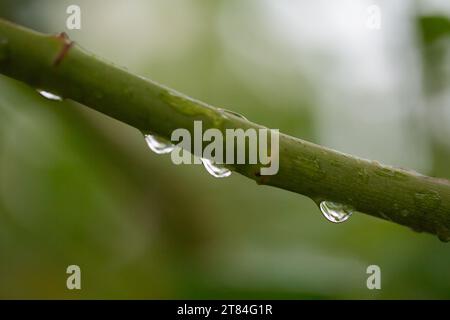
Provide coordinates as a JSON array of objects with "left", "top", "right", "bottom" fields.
[{"left": 0, "top": 0, "right": 449, "bottom": 299}]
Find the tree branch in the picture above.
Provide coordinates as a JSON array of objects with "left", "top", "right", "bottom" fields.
[{"left": 1, "top": 18, "right": 449, "bottom": 241}]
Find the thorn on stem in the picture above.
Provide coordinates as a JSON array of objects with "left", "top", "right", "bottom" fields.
[
  {"left": 56, "top": 32, "right": 70, "bottom": 41},
  {"left": 53, "top": 32, "right": 74, "bottom": 67}
]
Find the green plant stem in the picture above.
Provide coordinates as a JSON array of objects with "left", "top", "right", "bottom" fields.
[{"left": 1, "top": 18, "right": 449, "bottom": 240}]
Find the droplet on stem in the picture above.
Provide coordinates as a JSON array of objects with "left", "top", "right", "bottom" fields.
[
  {"left": 319, "top": 201, "right": 353, "bottom": 223},
  {"left": 201, "top": 158, "right": 231, "bottom": 178},
  {"left": 144, "top": 134, "right": 174, "bottom": 154},
  {"left": 37, "top": 90, "right": 62, "bottom": 101}
]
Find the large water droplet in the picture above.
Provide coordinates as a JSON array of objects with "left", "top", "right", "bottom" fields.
[
  {"left": 38, "top": 90, "right": 62, "bottom": 101},
  {"left": 319, "top": 201, "right": 353, "bottom": 223},
  {"left": 144, "top": 134, "right": 174, "bottom": 154},
  {"left": 201, "top": 158, "right": 231, "bottom": 178}
]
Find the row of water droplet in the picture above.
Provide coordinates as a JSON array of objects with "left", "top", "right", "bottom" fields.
[
  {"left": 38, "top": 91, "right": 446, "bottom": 231},
  {"left": 144, "top": 132, "right": 352, "bottom": 223},
  {"left": 35, "top": 90, "right": 234, "bottom": 179},
  {"left": 37, "top": 90, "right": 348, "bottom": 223},
  {"left": 143, "top": 108, "right": 247, "bottom": 179},
  {"left": 144, "top": 133, "right": 231, "bottom": 178}
]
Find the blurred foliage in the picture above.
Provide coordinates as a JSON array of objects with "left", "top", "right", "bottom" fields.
[
  {"left": 417, "top": 15, "right": 450, "bottom": 178},
  {"left": 0, "top": 0, "right": 450, "bottom": 299},
  {"left": 418, "top": 16, "right": 450, "bottom": 45}
]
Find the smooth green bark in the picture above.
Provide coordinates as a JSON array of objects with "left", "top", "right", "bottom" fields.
[{"left": 1, "top": 18, "right": 450, "bottom": 240}]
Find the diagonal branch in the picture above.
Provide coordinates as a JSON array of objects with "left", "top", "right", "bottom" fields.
[{"left": 1, "top": 18, "right": 449, "bottom": 241}]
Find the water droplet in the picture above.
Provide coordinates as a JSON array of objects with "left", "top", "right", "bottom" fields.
[
  {"left": 201, "top": 158, "right": 231, "bottom": 178},
  {"left": 219, "top": 108, "right": 248, "bottom": 121},
  {"left": 144, "top": 134, "right": 174, "bottom": 154},
  {"left": 414, "top": 190, "right": 441, "bottom": 211},
  {"left": 37, "top": 90, "right": 62, "bottom": 101},
  {"left": 319, "top": 201, "right": 353, "bottom": 223}
]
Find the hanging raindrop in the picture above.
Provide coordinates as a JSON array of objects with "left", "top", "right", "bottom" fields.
[
  {"left": 38, "top": 90, "right": 62, "bottom": 101},
  {"left": 201, "top": 158, "right": 231, "bottom": 178},
  {"left": 319, "top": 201, "right": 353, "bottom": 223},
  {"left": 144, "top": 134, "right": 174, "bottom": 154}
]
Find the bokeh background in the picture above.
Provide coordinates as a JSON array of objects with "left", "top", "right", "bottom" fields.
[{"left": 0, "top": 0, "right": 449, "bottom": 299}]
